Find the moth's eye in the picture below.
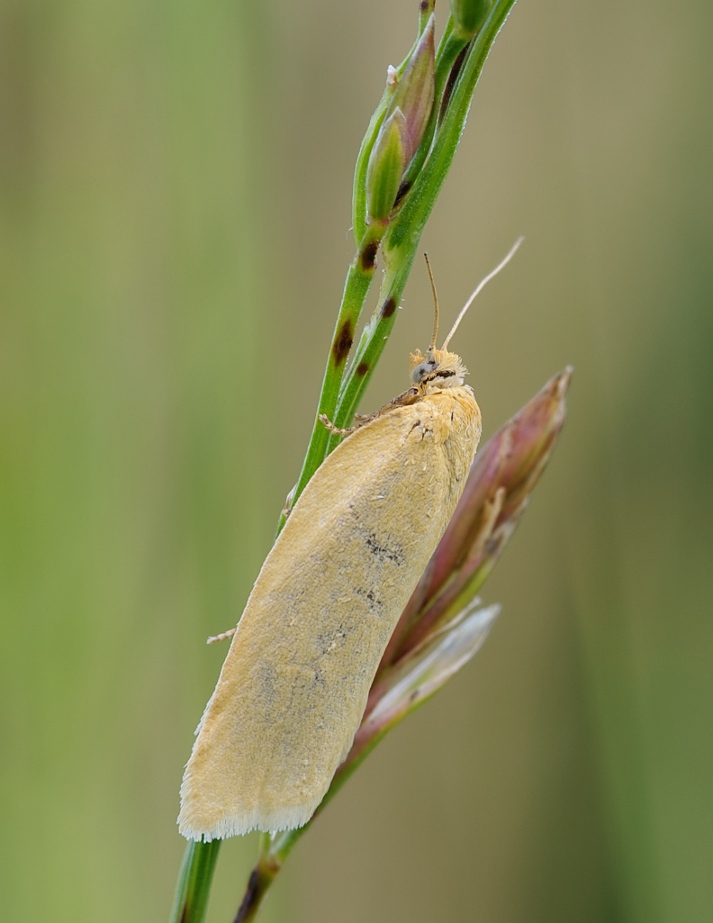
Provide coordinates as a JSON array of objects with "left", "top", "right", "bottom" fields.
[{"left": 412, "top": 360, "right": 437, "bottom": 383}]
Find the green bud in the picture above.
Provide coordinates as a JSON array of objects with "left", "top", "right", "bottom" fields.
[
  {"left": 386, "top": 14, "right": 435, "bottom": 163},
  {"left": 451, "top": 0, "right": 493, "bottom": 38},
  {"left": 365, "top": 107, "right": 408, "bottom": 225}
]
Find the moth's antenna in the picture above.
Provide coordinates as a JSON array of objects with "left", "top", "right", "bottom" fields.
[
  {"left": 423, "top": 252, "right": 440, "bottom": 352},
  {"left": 442, "top": 236, "right": 524, "bottom": 350}
]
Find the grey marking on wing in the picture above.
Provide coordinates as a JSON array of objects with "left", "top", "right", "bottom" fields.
[{"left": 365, "top": 532, "right": 405, "bottom": 566}]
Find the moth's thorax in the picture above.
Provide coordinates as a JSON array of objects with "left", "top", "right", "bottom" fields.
[{"left": 410, "top": 347, "right": 468, "bottom": 394}]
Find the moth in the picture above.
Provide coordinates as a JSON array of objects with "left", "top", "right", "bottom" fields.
[{"left": 178, "top": 245, "right": 520, "bottom": 841}]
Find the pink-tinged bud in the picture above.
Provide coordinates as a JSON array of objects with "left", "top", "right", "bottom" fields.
[
  {"left": 451, "top": 0, "right": 493, "bottom": 39},
  {"left": 383, "top": 367, "right": 572, "bottom": 663},
  {"left": 365, "top": 107, "right": 408, "bottom": 225},
  {"left": 386, "top": 14, "right": 435, "bottom": 164},
  {"left": 364, "top": 16, "right": 435, "bottom": 226}
]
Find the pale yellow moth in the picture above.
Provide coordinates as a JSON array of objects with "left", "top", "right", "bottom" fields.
[{"left": 178, "top": 242, "right": 522, "bottom": 841}]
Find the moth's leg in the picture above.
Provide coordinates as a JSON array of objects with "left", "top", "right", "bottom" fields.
[
  {"left": 320, "top": 388, "right": 420, "bottom": 436},
  {"left": 373, "top": 387, "right": 420, "bottom": 416},
  {"left": 281, "top": 484, "right": 296, "bottom": 521},
  {"left": 318, "top": 414, "right": 361, "bottom": 436},
  {"left": 207, "top": 627, "right": 236, "bottom": 644}
]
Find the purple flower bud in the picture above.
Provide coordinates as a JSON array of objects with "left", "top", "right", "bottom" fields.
[{"left": 386, "top": 15, "right": 435, "bottom": 164}]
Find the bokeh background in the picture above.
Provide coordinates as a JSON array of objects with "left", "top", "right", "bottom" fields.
[{"left": 2, "top": 0, "right": 712, "bottom": 920}]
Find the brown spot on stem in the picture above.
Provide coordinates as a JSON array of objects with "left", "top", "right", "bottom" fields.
[
  {"left": 360, "top": 239, "right": 379, "bottom": 271},
  {"left": 332, "top": 320, "right": 354, "bottom": 366},
  {"left": 235, "top": 869, "right": 261, "bottom": 922},
  {"left": 440, "top": 45, "right": 469, "bottom": 119},
  {"left": 381, "top": 297, "right": 397, "bottom": 319},
  {"left": 356, "top": 361, "right": 369, "bottom": 376},
  {"left": 394, "top": 179, "right": 412, "bottom": 208}
]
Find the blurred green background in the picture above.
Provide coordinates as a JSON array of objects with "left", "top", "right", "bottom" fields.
[{"left": 2, "top": 0, "right": 712, "bottom": 920}]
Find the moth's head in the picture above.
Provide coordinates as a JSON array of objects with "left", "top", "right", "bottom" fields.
[
  {"left": 410, "top": 347, "right": 467, "bottom": 389},
  {"left": 410, "top": 240, "right": 521, "bottom": 395}
]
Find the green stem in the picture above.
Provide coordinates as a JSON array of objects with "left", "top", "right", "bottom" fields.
[
  {"left": 276, "top": 223, "right": 383, "bottom": 533},
  {"left": 334, "top": 0, "right": 518, "bottom": 435},
  {"left": 169, "top": 840, "right": 221, "bottom": 923},
  {"left": 239, "top": 0, "right": 520, "bottom": 912},
  {"left": 171, "top": 2, "right": 520, "bottom": 921},
  {"left": 327, "top": 243, "right": 419, "bottom": 451},
  {"left": 390, "top": 0, "right": 518, "bottom": 256}
]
